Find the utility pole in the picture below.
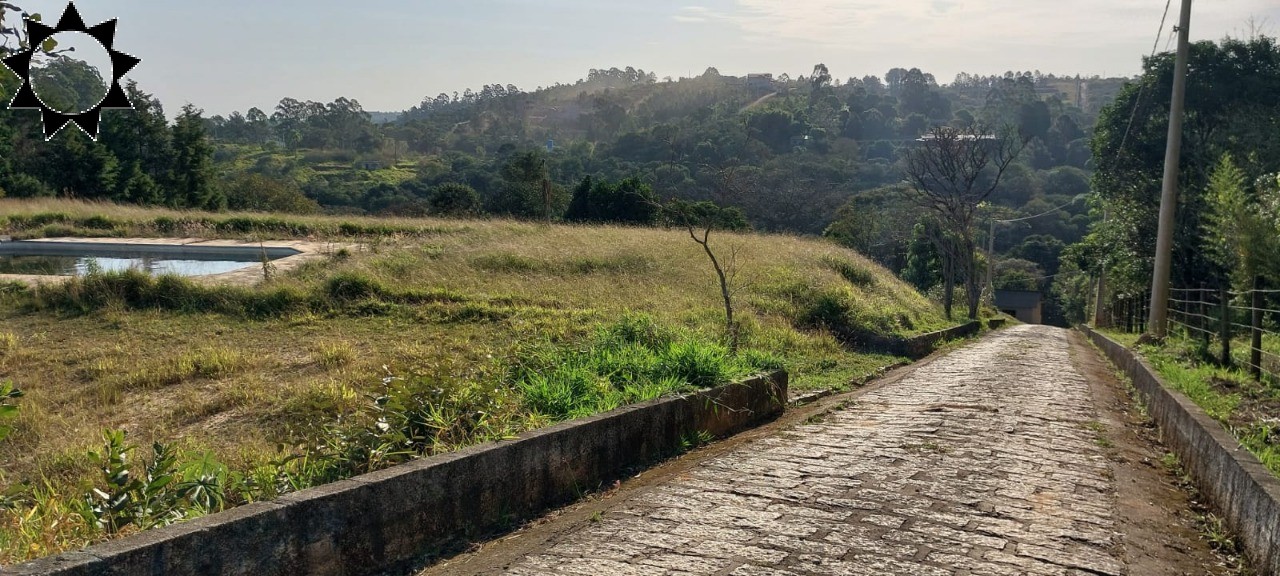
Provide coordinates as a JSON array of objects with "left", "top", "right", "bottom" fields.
[
  {"left": 986, "top": 219, "right": 996, "bottom": 306},
  {"left": 1093, "top": 211, "right": 1110, "bottom": 328},
  {"left": 1147, "top": 0, "right": 1193, "bottom": 339}
]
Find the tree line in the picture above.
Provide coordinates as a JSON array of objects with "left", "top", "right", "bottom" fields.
[{"left": 0, "top": 18, "right": 1156, "bottom": 327}]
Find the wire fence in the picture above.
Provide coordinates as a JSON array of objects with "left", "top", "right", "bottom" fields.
[
  {"left": 1160, "top": 287, "right": 1280, "bottom": 385},
  {"left": 1105, "top": 293, "right": 1151, "bottom": 336}
]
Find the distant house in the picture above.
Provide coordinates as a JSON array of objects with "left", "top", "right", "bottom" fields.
[
  {"left": 995, "top": 289, "right": 1043, "bottom": 324},
  {"left": 359, "top": 161, "right": 383, "bottom": 171},
  {"left": 746, "top": 73, "right": 774, "bottom": 92}
]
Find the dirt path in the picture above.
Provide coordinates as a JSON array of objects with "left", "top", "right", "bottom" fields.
[
  {"left": 414, "top": 326, "right": 1237, "bottom": 575},
  {"left": 739, "top": 92, "right": 777, "bottom": 113}
]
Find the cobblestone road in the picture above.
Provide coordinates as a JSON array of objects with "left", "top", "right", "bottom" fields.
[{"left": 496, "top": 326, "right": 1129, "bottom": 575}]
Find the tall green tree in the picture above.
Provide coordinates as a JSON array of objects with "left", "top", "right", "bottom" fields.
[
  {"left": 491, "top": 149, "right": 566, "bottom": 219},
  {"left": 564, "top": 176, "right": 660, "bottom": 224},
  {"left": 101, "top": 81, "right": 173, "bottom": 202},
  {"left": 1203, "top": 153, "right": 1278, "bottom": 289},
  {"left": 29, "top": 55, "right": 107, "bottom": 113},
  {"left": 901, "top": 222, "right": 942, "bottom": 291},
  {"left": 1089, "top": 36, "right": 1280, "bottom": 294},
  {"left": 169, "top": 104, "right": 222, "bottom": 209}
]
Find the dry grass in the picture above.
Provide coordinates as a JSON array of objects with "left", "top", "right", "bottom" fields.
[
  {"left": 0, "top": 199, "right": 951, "bottom": 563},
  {"left": 0, "top": 198, "right": 467, "bottom": 240}
]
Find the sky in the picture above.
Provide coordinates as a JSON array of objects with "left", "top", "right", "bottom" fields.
[{"left": 14, "top": 0, "right": 1280, "bottom": 118}]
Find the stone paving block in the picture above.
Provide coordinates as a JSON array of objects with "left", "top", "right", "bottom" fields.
[
  {"left": 546, "top": 539, "right": 652, "bottom": 561},
  {"left": 680, "top": 539, "right": 790, "bottom": 564},
  {"left": 668, "top": 522, "right": 758, "bottom": 543},
  {"left": 769, "top": 534, "right": 852, "bottom": 557},
  {"left": 636, "top": 553, "right": 731, "bottom": 573},
  {"left": 728, "top": 565, "right": 804, "bottom": 576},
  {"left": 551, "top": 558, "right": 670, "bottom": 576}
]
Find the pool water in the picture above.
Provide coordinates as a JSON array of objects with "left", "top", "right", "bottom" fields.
[
  {"left": 0, "top": 241, "right": 300, "bottom": 278},
  {"left": 0, "top": 254, "right": 263, "bottom": 277}
]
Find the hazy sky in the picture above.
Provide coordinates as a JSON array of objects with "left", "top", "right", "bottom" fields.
[{"left": 18, "top": 0, "right": 1280, "bottom": 117}]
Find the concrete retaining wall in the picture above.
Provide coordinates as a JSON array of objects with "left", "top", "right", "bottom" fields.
[
  {"left": 833, "top": 321, "right": 982, "bottom": 359},
  {"left": 899, "top": 321, "right": 982, "bottom": 358},
  {"left": 1082, "top": 327, "right": 1280, "bottom": 575},
  {"left": 0, "top": 240, "right": 301, "bottom": 260},
  {"left": 4, "top": 372, "right": 787, "bottom": 576}
]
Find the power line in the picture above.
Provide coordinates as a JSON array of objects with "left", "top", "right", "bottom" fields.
[{"left": 1117, "top": 0, "right": 1175, "bottom": 156}]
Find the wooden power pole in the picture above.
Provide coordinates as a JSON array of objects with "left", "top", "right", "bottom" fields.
[{"left": 1147, "top": 0, "right": 1193, "bottom": 339}]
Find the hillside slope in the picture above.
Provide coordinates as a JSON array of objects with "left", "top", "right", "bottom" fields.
[{"left": 0, "top": 199, "right": 954, "bottom": 562}]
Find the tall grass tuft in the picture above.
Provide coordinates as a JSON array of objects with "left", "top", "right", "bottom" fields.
[
  {"left": 314, "top": 342, "right": 357, "bottom": 368},
  {"left": 513, "top": 313, "right": 782, "bottom": 421},
  {"left": 822, "top": 254, "right": 877, "bottom": 288},
  {"left": 0, "top": 332, "right": 17, "bottom": 358},
  {"left": 108, "top": 347, "right": 249, "bottom": 393}
]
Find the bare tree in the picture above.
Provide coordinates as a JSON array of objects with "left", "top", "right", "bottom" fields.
[
  {"left": 686, "top": 217, "right": 743, "bottom": 354},
  {"left": 901, "top": 124, "right": 1025, "bottom": 320},
  {"left": 656, "top": 167, "right": 752, "bottom": 354}
]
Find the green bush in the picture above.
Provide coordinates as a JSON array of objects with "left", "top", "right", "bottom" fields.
[{"left": 427, "top": 183, "right": 481, "bottom": 216}]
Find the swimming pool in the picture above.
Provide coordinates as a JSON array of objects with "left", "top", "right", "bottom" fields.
[{"left": 0, "top": 241, "right": 300, "bottom": 277}]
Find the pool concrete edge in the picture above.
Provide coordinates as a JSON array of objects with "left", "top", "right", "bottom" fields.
[{"left": 0, "top": 238, "right": 357, "bottom": 287}]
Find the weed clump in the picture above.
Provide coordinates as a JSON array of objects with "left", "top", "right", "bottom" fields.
[
  {"left": 513, "top": 313, "right": 782, "bottom": 421},
  {"left": 314, "top": 342, "right": 356, "bottom": 368}
]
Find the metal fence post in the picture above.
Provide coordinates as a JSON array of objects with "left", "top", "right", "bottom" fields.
[
  {"left": 1252, "top": 279, "right": 1264, "bottom": 381},
  {"left": 1221, "top": 287, "right": 1232, "bottom": 367},
  {"left": 1199, "top": 284, "right": 1210, "bottom": 349}
]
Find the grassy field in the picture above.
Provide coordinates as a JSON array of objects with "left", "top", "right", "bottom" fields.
[
  {"left": 1101, "top": 329, "right": 1280, "bottom": 478},
  {"left": 0, "top": 199, "right": 955, "bottom": 563}
]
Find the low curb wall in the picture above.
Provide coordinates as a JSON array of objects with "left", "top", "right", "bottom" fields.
[
  {"left": 834, "top": 321, "right": 982, "bottom": 359},
  {"left": 898, "top": 321, "right": 982, "bottom": 358},
  {"left": 5, "top": 372, "right": 788, "bottom": 576},
  {"left": 1082, "top": 327, "right": 1280, "bottom": 575}
]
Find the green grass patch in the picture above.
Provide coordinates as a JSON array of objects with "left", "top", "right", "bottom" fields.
[
  {"left": 511, "top": 313, "right": 781, "bottom": 421},
  {"left": 1127, "top": 334, "right": 1280, "bottom": 478}
]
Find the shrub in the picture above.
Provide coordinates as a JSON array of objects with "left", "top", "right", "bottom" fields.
[
  {"left": 222, "top": 174, "right": 321, "bottom": 215},
  {"left": 3, "top": 174, "right": 54, "bottom": 198},
  {"left": 427, "top": 183, "right": 481, "bottom": 216},
  {"left": 512, "top": 315, "right": 774, "bottom": 422},
  {"left": 656, "top": 340, "right": 732, "bottom": 389},
  {"left": 564, "top": 176, "right": 660, "bottom": 225}
]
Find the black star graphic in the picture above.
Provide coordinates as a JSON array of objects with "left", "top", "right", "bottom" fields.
[{"left": 0, "top": 2, "right": 141, "bottom": 141}]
